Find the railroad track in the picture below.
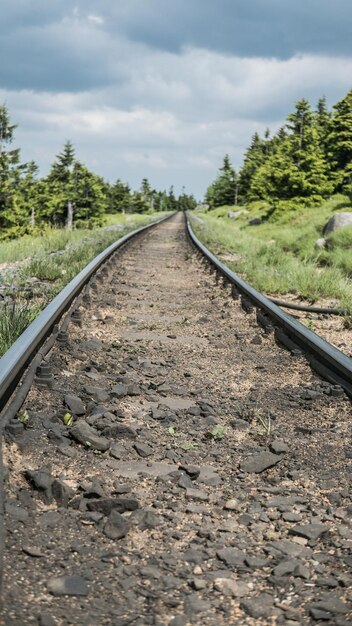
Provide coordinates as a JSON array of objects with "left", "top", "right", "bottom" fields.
[{"left": 0, "top": 213, "right": 351, "bottom": 625}]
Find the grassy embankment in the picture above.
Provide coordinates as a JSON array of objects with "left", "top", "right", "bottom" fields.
[
  {"left": 0, "top": 212, "right": 167, "bottom": 356},
  {"left": 191, "top": 195, "right": 352, "bottom": 315}
]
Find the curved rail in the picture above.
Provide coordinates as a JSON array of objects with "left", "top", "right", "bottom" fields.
[
  {"left": 0, "top": 214, "right": 172, "bottom": 412},
  {"left": 186, "top": 213, "right": 352, "bottom": 398}
]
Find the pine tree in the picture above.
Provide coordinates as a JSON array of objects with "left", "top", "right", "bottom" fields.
[
  {"left": 167, "top": 186, "right": 178, "bottom": 211},
  {"left": 140, "top": 178, "right": 153, "bottom": 209},
  {"left": 315, "top": 97, "right": 332, "bottom": 159},
  {"left": 46, "top": 140, "right": 76, "bottom": 227},
  {"left": 108, "top": 180, "right": 131, "bottom": 213},
  {"left": 130, "top": 191, "right": 149, "bottom": 213},
  {"left": 239, "top": 133, "right": 267, "bottom": 201},
  {"left": 18, "top": 160, "right": 40, "bottom": 228},
  {"left": 205, "top": 155, "right": 238, "bottom": 207},
  {"left": 329, "top": 89, "right": 352, "bottom": 193},
  {"left": 251, "top": 100, "right": 333, "bottom": 202},
  {"left": 0, "top": 105, "right": 28, "bottom": 238}
]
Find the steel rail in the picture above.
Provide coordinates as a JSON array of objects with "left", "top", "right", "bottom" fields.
[
  {"left": 186, "top": 213, "right": 352, "bottom": 398},
  {"left": 0, "top": 214, "right": 173, "bottom": 412}
]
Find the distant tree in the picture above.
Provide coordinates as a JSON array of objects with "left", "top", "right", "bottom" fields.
[
  {"left": 0, "top": 104, "right": 26, "bottom": 238},
  {"left": 205, "top": 155, "right": 238, "bottom": 207},
  {"left": 46, "top": 141, "right": 106, "bottom": 227},
  {"left": 250, "top": 99, "right": 333, "bottom": 202},
  {"left": 130, "top": 191, "right": 149, "bottom": 213},
  {"left": 178, "top": 187, "right": 197, "bottom": 211},
  {"left": 167, "top": 185, "right": 178, "bottom": 211},
  {"left": 239, "top": 134, "right": 267, "bottom": 201},
  {"left": 108, "top": 179, "right": 131, "bottom": 213},
  {"left": 18, "top": 160, "right": 40, "bottom": 227},
  {"left": 329, "top": 89, "right": 352, "bottom": 193}
]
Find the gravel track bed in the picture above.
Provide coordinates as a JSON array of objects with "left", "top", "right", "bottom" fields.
[{"left": 1, "top": 214, "right": 351, "bottom": 625}]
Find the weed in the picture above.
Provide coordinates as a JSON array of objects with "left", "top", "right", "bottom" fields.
[
  {"left": 255, "top": 414, "right": 272, "bottom": 436},
  {"left": 205, "top": 424, "right": 227, "bottom": 440},
  {"left": 0, "top": 301, "right": 39, "bottom": 356}
]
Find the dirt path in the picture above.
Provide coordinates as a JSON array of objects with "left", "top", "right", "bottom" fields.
[{"left": 1, "top": 214, "right": 351, "bottom": 625}]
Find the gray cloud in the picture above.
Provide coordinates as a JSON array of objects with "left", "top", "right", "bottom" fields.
[
  {"left": 0, "top": 1, "right": 351, "bottom": 197},
  {"left": 1, "top": 0, "right": 352, "bottom": 93}
]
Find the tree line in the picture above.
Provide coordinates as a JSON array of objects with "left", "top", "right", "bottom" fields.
[
  {"left": 205, "top": 89, "right": 352, "bottom": 210},
  {"left": 0, "top": 106, "right": 196, "bottom": 239}
]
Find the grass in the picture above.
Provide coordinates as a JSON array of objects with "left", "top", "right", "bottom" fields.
[
  {"left": 0, "top": 212, "right": 165, "bottom": 264},
  {"left": 0, "top": 302, "right": 39, "bottom": 355},
  {"left": 0, "top": 212, "right": 169, "bottom": 356},
  {"left": 191, "top": 195, "right": 352, "bottom": 313}
]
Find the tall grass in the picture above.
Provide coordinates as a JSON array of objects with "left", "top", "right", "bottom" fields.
[
  {"left": 192, "top": 195, "right": 352, "bottom": 313},
  {"left": 0, "top": 302, "right": 39, "bottom": 355},
  {"left": 0, "top": 212, "right": 164, "bottom": 264}
]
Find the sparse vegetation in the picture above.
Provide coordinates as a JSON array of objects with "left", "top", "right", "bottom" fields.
[
  {"left": 0, "top": 302, "right": 39, "bottom": 355},
  {"left": 0, "top": 213, "right": 166, "bottom": 357},
  {"left": 191, "top": 195, "right": 352, "bottom": 313}
]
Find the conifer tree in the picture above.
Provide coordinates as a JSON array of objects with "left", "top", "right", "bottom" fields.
[
  {"left": 0, "top": 104, "right": 23, "bottom": 237},
  {"left": 205, "top": 155, "right": 238, "bottom": 207},
  {"left": 329, "top": 89, "right": 352, "bottom": 193},
  {"left": 108, "top": 180, "right": 131, "bottom": 213},
  {"left": 238, "top": 133, "right": 267, "bottom": 201}
]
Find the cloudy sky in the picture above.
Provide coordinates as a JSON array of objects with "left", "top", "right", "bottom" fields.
[{"left": 1, "top": 1, "right": 351, "bottom": 198}]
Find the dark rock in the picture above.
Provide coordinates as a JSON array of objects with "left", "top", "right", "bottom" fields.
[
  {"left": 270, "top": 440, "right": 288, "bottom": 454},
  {"left": 316, "top": 577, "right": 339, "bottom": 588},
  {"left": 216, "top": 548, "right": 246, "bottom": 567},
  {"left": 198, "top": 466, "right": 222, "bottom": 486},
  {"left": 310, "top": 596, "right": 348, "bottom": 615},
  {"left": 190, "top": 578, "right": 207, "bottom": 590},
  {"left": 64, "top": 394, "right": 85, "bottom": 416},
  {"left": 110, "top": 383, "right": 128, "bottom": 398},
  {"left": 179, "top": 464, "right": 200, "bottom": 479},
  {"left": 282, "top": 512, "right": 302, "bottom": 522},
  {"left": 178, "top": 474, "right": 194, "bottom": 490},
  {"left": 47, "top": 575, "right": 88, "bottom": 597},
  {"left": 289, "top": 523, "right": 328, "bottom": 542},
  {"left": 52, "top": 479, "right": 73, "bottom": 508},
  {"left": 84, "top": 385, "right": 110, "bottom": 403},
  {"left": 184, "top": 594, "right": 211, "bottom": 615},
  {"left": 132, "top": 510, "right": 162, "bottom": 530},
  {"left": 266, "top": 540, "right": 311, "bottom": 558},
  {"left": 310, "top": 608, "right": 333, "bottom": 620},
  {"left": 113, "top": 483, "right": 131, "bottom": 494},
  {"left": 110, "top": 444, "right": 125, "bottom": 459},
  {"left": 127, "top": 384, "right": 140, "bottom": 396},
  {"left": 87, "top": 498, "right": 139, "bottom": 515},
  {"left": 25, "top": 468, "right": 53, "bottom": 503},
  {"left": 110, "top": 424, "right": 137, "bottom": 440},
  {"left": 133, "top": 442, "right": 153, "bottom": 457},
  {"left": 245, "top": 556, "right": 269, "bottom": 568},
  {"left": 241, "top": 451, "right": 283, "bottom": 473},
  {"left": 185, "top": 488, "right": 208, "bottom": 502},
  {"left": 37, "top": 614, "right": 56, "bottom": 626},
  {"left": 5, "top": 503, "right": 29, "bottom": 522},
  {"left": 5, "top": 420, "right": 24, "bottom": 439},
  {"left": 273, "top": 559, "right": 299, "bottom": 577},
  {"left": 230, "top": 419, "right": 250, "bottom": 431},
  {"left": 70, "top": 421, "right": 110, "bottom": 451},
  {"left": 183, "top": 549, "right": 209, "bottom": 564},
  {"left": 103, "top": 510, "right": 129, "bottom": 539},
  {"left": 240, "top": 593, "right": 275, "bottom": 619},
  {"left": 83, "top": 480, "right": 106, "bottom": 498},
  {"left": 250, "top": 335, "right": 262, "bottom": 345}
]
